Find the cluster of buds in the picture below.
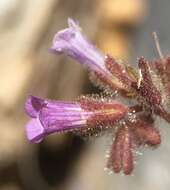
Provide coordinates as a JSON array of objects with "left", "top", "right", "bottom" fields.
[{"left": 25, "top": 19, "right": 170, "bottom": 175}]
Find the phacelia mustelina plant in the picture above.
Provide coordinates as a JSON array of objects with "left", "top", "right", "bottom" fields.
[{"left": 25, "top": 19, "right": 170, "bottom": 175}]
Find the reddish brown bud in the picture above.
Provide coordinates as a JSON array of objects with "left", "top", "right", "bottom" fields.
[
  {"left": 105, "top": 55, "right": 136, "bottom": 93},
  {"left": 137, "top": 57, "right": 162, "bottom": 106},
  {"left": 108, "top": 126, "right": 134, "bottom": 175},
  {"left": 122, "top": 127, "right": 134, "bottom": 175},
  {"left": 132, "top": 120, "right": 161, "bottom": 146}
]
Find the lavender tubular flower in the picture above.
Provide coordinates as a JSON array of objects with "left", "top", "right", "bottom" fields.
[
  {"left": 51, "top": 18, "right": 109, "bottom": 76},
  {"left": 51, "top": 19, "right": 135, "bottom": 94},
  {"left": 25, "top": 96, "right": 128, "bottom": 143}
]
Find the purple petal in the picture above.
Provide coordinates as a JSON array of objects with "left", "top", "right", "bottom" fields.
[
  {"left": 51, "top": 18, "right": 110, "bottom": 76},
  {"left": 25, "top": 96, "right": 46, "bottom": 118},
  {"left": 39, "top": 103, "right": 91, "bottom": 133},
  {"left": 26, "top": 118, "right": 45, "bottom": 143}
]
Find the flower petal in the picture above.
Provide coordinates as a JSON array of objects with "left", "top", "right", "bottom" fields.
[{"left": 26, "top": 118, "right": 45, "bottom": 143}]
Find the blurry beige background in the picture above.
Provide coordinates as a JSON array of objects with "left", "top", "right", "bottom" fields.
[{"left": 1, "top": 0, "right": 170, "bottom": 190}]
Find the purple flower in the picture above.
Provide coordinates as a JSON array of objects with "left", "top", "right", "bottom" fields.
[
  {"left": 25, "top": 96, "right": 91, "bottom": 143},
  {"left": 25, "top": 96, "right": 128, "bottom": 143},
  {"left": 51, "top": 19, "right": 136, "bottom": 93},
  {"left": 51, "top": 18, "right": 110, "bottom": 76}
]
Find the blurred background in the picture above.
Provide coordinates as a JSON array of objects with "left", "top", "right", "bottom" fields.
[{"left": 1, "top": 0, "right": 170, "bottom": 189}]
